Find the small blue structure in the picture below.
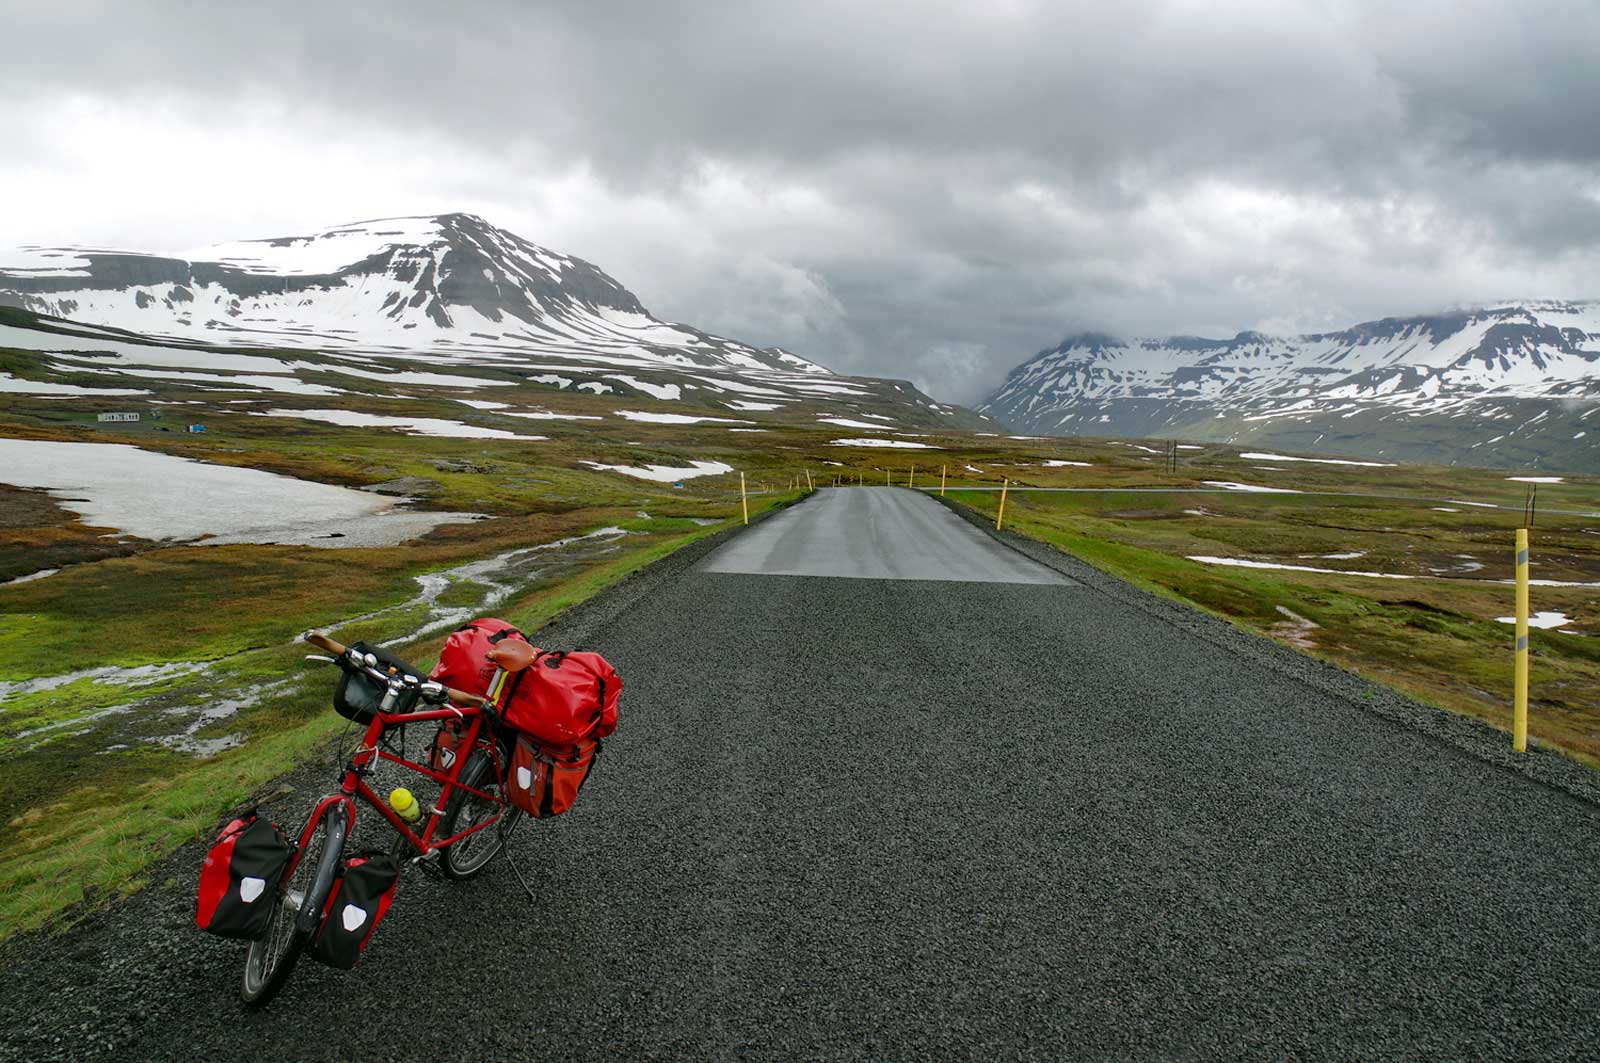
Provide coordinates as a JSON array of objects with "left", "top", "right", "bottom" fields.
[
  {"left": 672, "top": 481, "right": 685, "bottom": 490},
  {"left": 186, "top": 424, "right": 207, "bottom": 433}
]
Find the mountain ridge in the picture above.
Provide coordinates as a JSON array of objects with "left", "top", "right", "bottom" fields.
[
  {"left": 980, "top": 303, "right": 1600, "bottom": 470},
  {"left": 0, "top": 212, "right": 828, "bottom": 376}
]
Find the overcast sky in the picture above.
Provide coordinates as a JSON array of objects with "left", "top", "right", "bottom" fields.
[{"left": 5, "top": 1, "right": 1598, "bottom": 401}]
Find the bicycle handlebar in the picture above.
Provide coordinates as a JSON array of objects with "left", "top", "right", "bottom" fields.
[{"left": 302, "top": 631, "right": 490, "bottom": 709}]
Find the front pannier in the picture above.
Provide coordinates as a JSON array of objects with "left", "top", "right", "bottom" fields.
[
  {"left": 310, "top": 853, "right": 400, "bottom": 969},
  {"left": 196, "top": 813, "right": 293, "bottom": 939},
  {"left": 334, "top": 641, "right": 422, "bottom": 724},
  {"left": 505, "top": 736, "right": 599, "bottom": 818},
  {"left": 500, "top": 650, "right": 621, "bottom": 746}
]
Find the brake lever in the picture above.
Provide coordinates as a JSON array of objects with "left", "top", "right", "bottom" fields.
[{"left": 304, "top": 654, "right": 336, "bottom": 664}]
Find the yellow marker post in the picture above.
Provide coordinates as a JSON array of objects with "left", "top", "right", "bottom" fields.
[
  {"left": 940, "top": 464, "right": 947, "bottom": 496},
  {"left": 909, "top": 464, "right": 915, "bottom": 489},
  {"left": 1513, "top": 527, "right": 1530, "bottom": 752},
  {"left": 885, "top": 468, "right": 891, "bottom": 486},
  {"left": 996, "top": 479, "right": 1009, "bottom": 530},
  {"left": 805, "top": 469, "right": 813, "bottom": 491},
  {"left": 740, "top": 472, "right": 749, "bottom": 525}
]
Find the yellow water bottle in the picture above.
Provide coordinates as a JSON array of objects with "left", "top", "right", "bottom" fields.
[{"left": 388, "top": 787, "right": 422, "bottom": 824}]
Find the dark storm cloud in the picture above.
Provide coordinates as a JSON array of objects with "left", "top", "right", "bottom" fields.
[{"left": 4, "top": 1, "right": 1599, "bottom": 400}]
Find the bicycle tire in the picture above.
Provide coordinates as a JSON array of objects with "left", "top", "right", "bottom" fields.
[
  {"left": 439, "top": 751, "right": 518, "bottom": 880},
  {"left": 240, "top": 805, "right": 341, "bottom": 1008}
]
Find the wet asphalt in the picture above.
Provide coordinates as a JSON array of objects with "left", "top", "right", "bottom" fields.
[{"left": 2, "top": 488, "right": 1598, "bottom": 1062}]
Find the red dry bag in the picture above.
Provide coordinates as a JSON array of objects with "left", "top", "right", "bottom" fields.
[
  {"left": 500, "top": 650, "right": 620, "bottom": 747},
  {"left": 428, "top": 618, "right": 526, "bottom": 695}
]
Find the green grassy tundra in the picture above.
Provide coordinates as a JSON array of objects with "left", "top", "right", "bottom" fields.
[{"left": 1, "top": 342, "right": 1596, "bottom": 939}]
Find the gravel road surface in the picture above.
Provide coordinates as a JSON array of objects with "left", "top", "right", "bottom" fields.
[{"left": 3, "top": 487, "right": 1597, "bottom": 1062}]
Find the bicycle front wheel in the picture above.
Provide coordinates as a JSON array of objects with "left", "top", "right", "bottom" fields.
[
  {"left": 240, "top": 806, "right": 338, "bottom": 1008},
  {"left": 439, "top": 752, "right": 518, "bottom": 880}
]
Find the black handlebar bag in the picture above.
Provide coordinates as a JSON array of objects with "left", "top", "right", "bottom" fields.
[
  {"left": 333, "top": 642, "right": 422, "bottom": 724},
  {"left": 310, "top": 853, "right": 400, "bottom": 969}
]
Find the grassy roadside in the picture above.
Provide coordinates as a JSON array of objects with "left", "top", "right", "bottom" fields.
[
  {"left": 0, "top": 499, "right": 790, "bottom": 942},
  {"left": 943, "top": 487, "right": 1600, "bottom": 767}
]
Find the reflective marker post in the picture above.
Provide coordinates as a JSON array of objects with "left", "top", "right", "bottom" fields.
[
  {"left": 940, "top": 464, "right": 947, "bottom": 497},
  {"left": 909, "top": 464, "right": 916, "bottom": 489},
  {"left": 1513, "top": 526, "right": 1529, "bottom": 752},
  {"left": 740, "top": 472, "right": 749, "bottom": 526},
  {"left": 996, "top": 479, "right": 1009, "bottom": 531},
  {"left": 805, "top": 469, "right": 813, "bottom": 491}
]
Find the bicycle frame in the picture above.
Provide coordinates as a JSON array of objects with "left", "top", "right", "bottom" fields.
[{"left": 285, "top": 680, "right": 513, "bottom": 936}]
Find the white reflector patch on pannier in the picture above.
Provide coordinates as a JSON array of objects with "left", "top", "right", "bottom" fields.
[
  {"left": 239, "top": 876, "right": 266, "bottom": 903},
  {"left": 516, "top": 766, "right": 532, "bottom": 790},
  {"left": 342, "top": 904, "right": 369, "bottom": 932}
]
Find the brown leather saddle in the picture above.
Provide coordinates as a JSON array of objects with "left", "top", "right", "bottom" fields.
[{"left": 486, "top": 640, "right": 539, "bottom": 673}]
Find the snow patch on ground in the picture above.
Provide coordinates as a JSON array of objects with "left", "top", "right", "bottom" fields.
[
  {"left": 1043, "top": 460, "right": 1093, "bottom": 467},
  {"left": 829, "top": 438, "right": 940, "bottom": 449},
  {"left": 607, "top": 375, "right": 682, "bottom": 401},
  {"left": 0, "top": 374, "right": 149, "bottom": 396},
  {"left": 1496, "top": 611, "right": 1572, "bottom": 629},
  {"left": 501, "top": 410, "right": 603, "bottom": 421},
  {"left": 1240, "top": 452, "right": 1396, "bottom": 467},
  {"left": 1201, "top": 481, "right": 1303, "bottom": 494},
  {"left": 1506, "top": 476, "right": 1565, "bottom": 484},
  {"left": 818, "top": 417, "right": 891, "bottom": 430},
  {"left": 616, "top": 410, "right": 750, "bottom": 425},
  {"left": 259, "top": 409, "right": 545, "bottom": 439},
  {"left": 1187, "top": 556, "right": 1414, "bottom": 579},
  {"left": 580, "top": 460, "right": 734, "bottom": 482},
  {"left": 725, "top": 400, "right": 784, "bottom": 412}
]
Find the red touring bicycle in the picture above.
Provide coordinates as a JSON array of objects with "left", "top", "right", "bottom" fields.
[{"left": 238, "top": 631, "right": 517, "bottom": 1007}]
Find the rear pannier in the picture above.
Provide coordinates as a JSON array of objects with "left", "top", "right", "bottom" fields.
[
  {"left": 505, "top": 736, "right": 600, "bottom": 818},
  {"left": 196, "top": 813, "right": 293, "bottom": 939},
  {"left": 310, "top": 853, "right": 400, "bottom": 969},
  {"left": 428, "top": 618, "right": 527, "bottom": 694},
  {"left": 500, "top": 650, "right": 621, "bottom": 747}
]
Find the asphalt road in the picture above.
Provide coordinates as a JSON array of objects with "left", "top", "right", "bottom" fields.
[
  {"left": 702, "top": 486, "right": 1070, "bottom": 583},
  {"left": 3, "top": 487, "right": 1598, "bottom": 1062}
]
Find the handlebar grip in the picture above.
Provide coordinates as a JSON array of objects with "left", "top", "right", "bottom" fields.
[
  {"left": 444, "top": 686, "right": 491, "bottom": 709},
  {"left": 304, "top": 631, "right": 347, "bottom": 656}
]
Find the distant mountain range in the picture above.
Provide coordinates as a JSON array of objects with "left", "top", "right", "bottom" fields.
[
  {"left": 0, "top": 213, "right": 978, "bottom": 425},
  {"left": 979, "top": 304, "right": 1600, "bottom": 470}
]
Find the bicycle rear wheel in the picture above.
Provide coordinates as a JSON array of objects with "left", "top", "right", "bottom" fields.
[
  {"left": 439, "top": 751, "right": 518, "bottom": 880},
  {"left": 240, "top": 806, "right": 340, "bottom": 1008}
]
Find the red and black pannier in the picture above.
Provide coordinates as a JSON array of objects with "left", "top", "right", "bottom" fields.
[
  {"left": 196, "top": 812, "right": 293, "bottom": 939},
  {"left": 310, "top": 852, "right": 400, "bottom": 969},
  {"left": 499, "top": 650, "right": 621, "bottom": 747}
]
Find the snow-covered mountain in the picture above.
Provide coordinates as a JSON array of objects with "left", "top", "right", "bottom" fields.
[
  {"left": 0, "top": 213, "right": 826, "bottom": 374},
  {"left": 0, "top": 214, "right": 981, "bottom": 426},
  {"left": 979, "top": 304, "right": 1600, "bottom": 469}
]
